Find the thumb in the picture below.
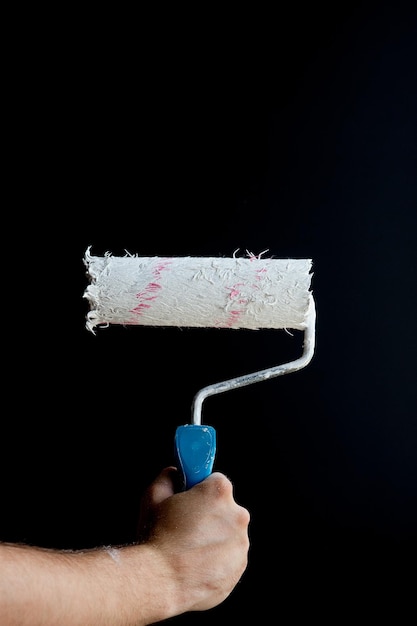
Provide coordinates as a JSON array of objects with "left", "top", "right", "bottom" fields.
[
  {"left": 137, "top": 467, "right": 178, "bottom": 541},
  {"left": 147, "top": 466, "right": 177, "bottom": 505}
]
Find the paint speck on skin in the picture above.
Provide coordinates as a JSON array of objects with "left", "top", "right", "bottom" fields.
[{"left": 104, "top": 547, "right": 121, "bottom": 564}]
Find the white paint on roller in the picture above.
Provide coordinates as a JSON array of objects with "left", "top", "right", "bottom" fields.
[{"left": 83, "top": 247, "right": 313, "bottom": 334}]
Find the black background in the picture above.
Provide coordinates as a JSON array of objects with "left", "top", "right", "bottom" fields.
[{"left": 3, "top": 2, "right": 417, "bottom": 622}]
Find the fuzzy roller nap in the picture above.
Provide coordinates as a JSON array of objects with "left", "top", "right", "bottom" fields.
[{"left": 83, "top": 248, "right": 316, "bottom": 488}]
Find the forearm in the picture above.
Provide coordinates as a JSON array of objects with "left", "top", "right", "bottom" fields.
[
  {"left": 0, "top": 542, "right": 179, "bottom": 626},
  {"left": 0, "top": 472, "right": 250, "bottom": 624}
]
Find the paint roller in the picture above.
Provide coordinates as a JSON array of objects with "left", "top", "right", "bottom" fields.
[{"left": 83, "top": 247, "right": 316, "bottom": 489}]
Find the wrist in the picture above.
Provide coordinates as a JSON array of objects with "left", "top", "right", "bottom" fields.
[{"left": 96, "top": 544, "right": 183, "bottom": 625}]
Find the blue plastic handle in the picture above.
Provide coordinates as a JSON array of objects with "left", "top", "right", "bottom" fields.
[{"left": 175, "top": 424, "right": 216, "bottom": 490}]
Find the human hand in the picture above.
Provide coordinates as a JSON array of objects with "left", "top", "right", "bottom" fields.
[{"left": 137, "top": 466, "right": 250, "bottom": 613}]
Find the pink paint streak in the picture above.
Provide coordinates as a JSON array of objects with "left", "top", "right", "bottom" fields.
[
  {"left": 221, "top": 263, "right": 268, "bottom": 327},
  {"left": 222, "top": 283, "right": 248, "bottom": 327},
  {"left": 130, "top": 259, "right": 173, "bottom": 317}
]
